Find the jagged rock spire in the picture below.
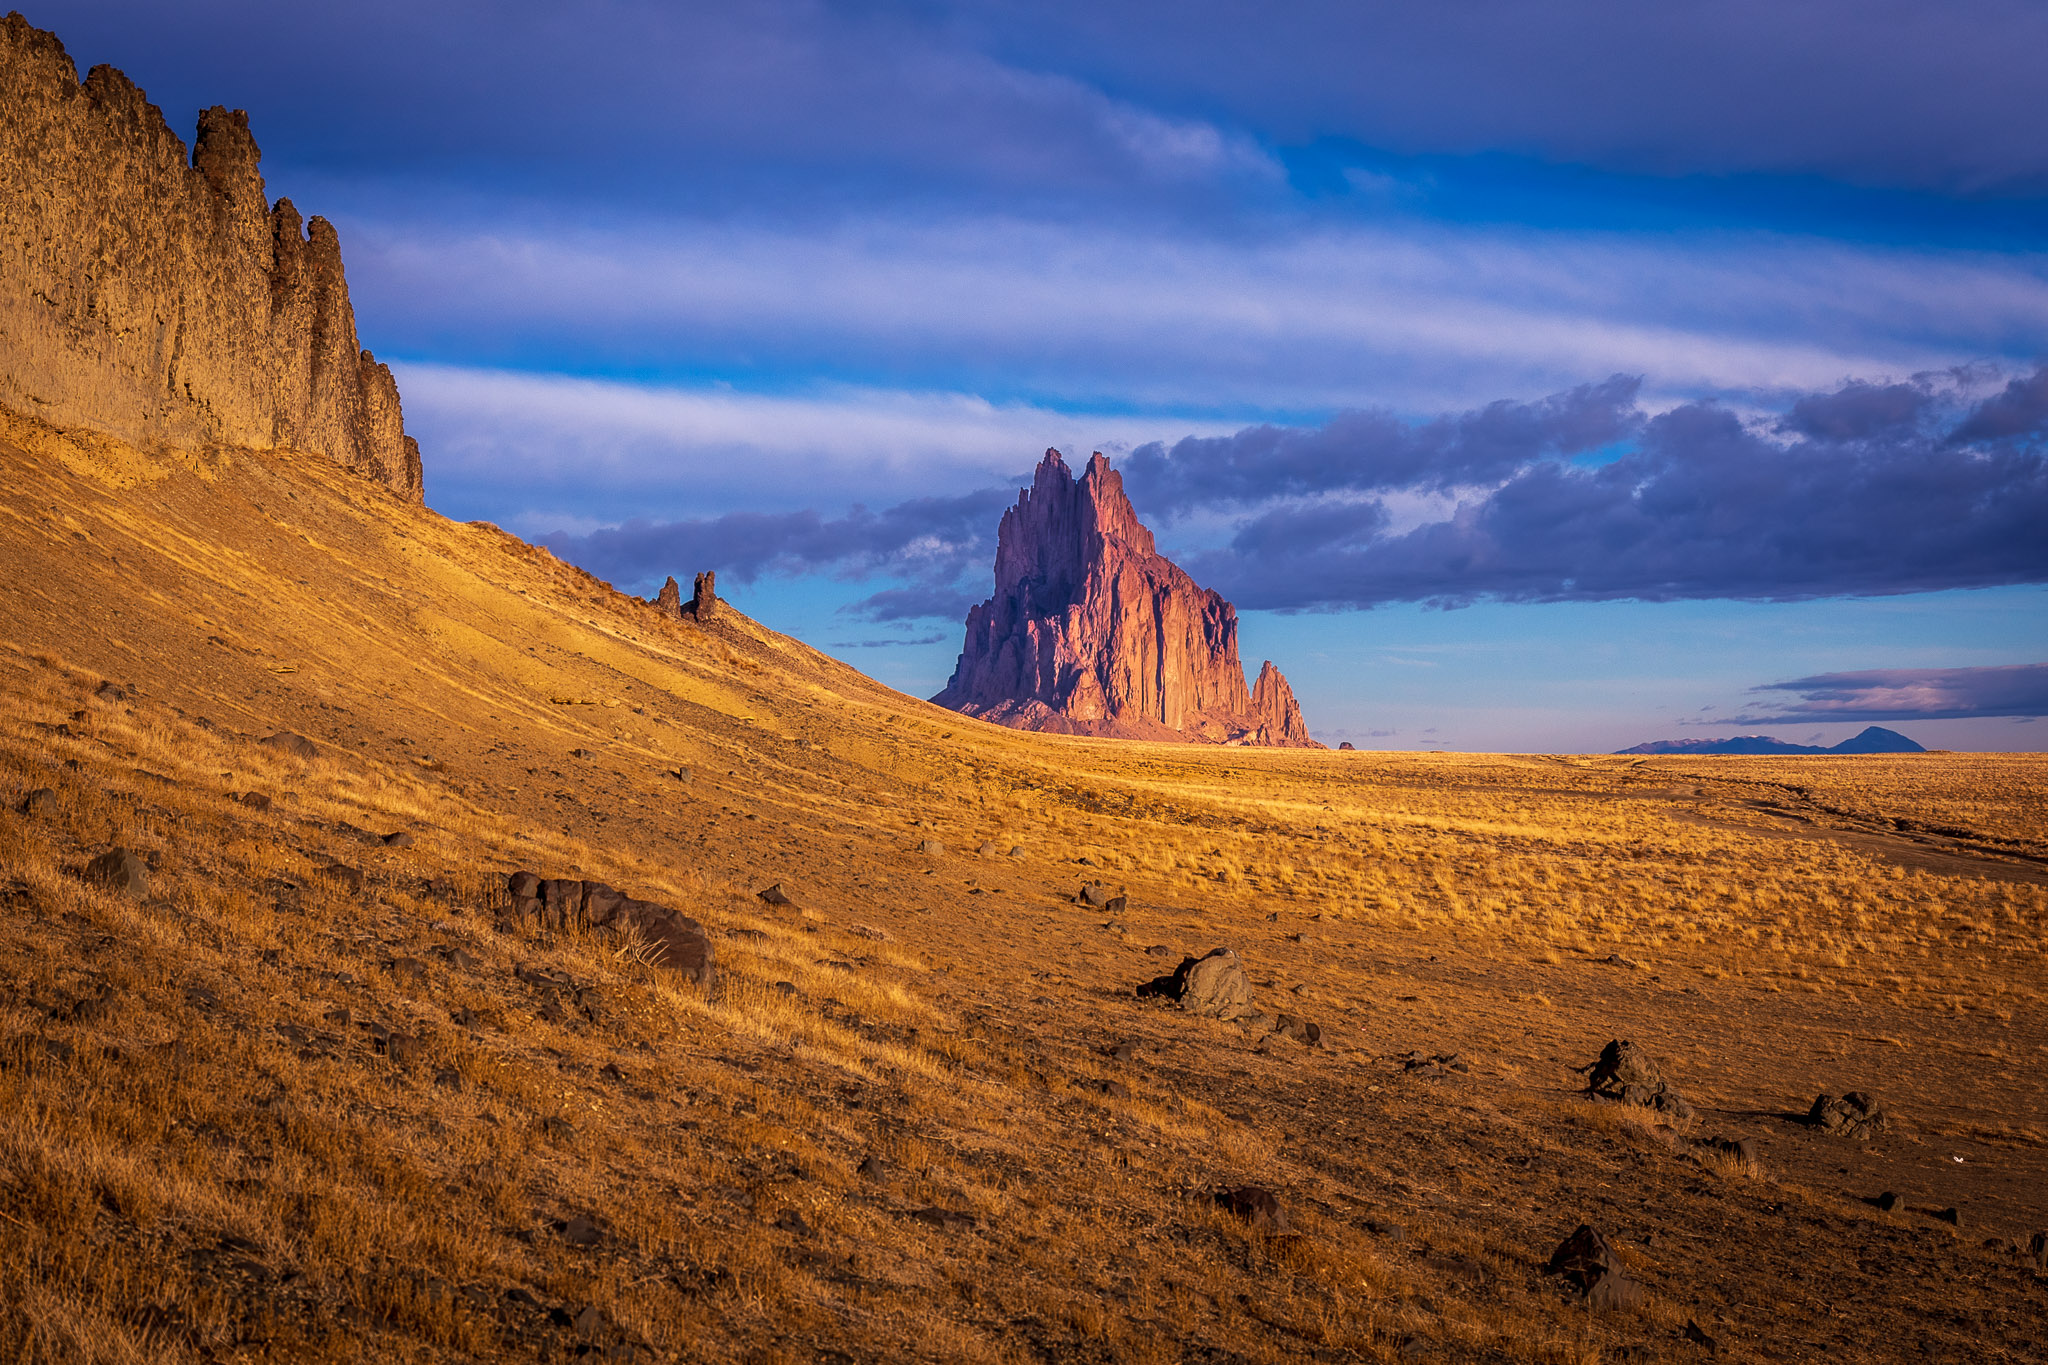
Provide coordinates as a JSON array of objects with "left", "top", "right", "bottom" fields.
[
  {"left": 0, "top": 14, "right": 423, "bottom": 499},
  {"left": 933, "top": 450, "right": 1320, "bottom": 747}
]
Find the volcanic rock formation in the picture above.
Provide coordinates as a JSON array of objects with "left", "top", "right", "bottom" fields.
[
  {"left": 933, "top": 450, "right": 1318, "bottom": 746},
  {"left": 0, "top": 15, "right": 423, "bottom": 499}
]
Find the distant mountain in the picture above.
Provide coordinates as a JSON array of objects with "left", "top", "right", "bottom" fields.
[
  {"left": 1616, "top": 725, "right": 1925, "bottom": 756},
  {"left": 933, "top": 449, "right": 1319, "bottom": 747}
]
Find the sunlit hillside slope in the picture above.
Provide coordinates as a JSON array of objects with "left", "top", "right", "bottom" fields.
[{"left": 2, "top": 413, "right": 2045, "bottom": 1363}]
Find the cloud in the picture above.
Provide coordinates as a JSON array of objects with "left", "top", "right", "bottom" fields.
[
  {"left": 358, "top": 214, "right": 2048, "bottom": 421},
  {"left": 398, "top": 364, "right": 1219, "bottom": 524},
  {"left": 1122, "top": 375, "right": 1642, "bottom": 515},
  {"left": 1725, "top": 664, "right": 2048, "bottom": 722},
  {"left": 985, "top": 0, "right": 2048, "bottom": 194},
  {"left": 1177, "top": 367, "right": 2048, "bottom": 610},
  {"left": 1949, "top": 367, "right": 2048, "bottom": 445},
  {"left": 840, "top": 587, "right": 980, "bottom": 624},
  {"left": 531, "top": 365, "right": 2048, "bottom": 624},
  {"left": 57, "top": 1, "right": 2048, "bottom": 212},
  {"left": 540, "top": 488, "right": 1012, "bottom": 599},
  {"left": 825, "top": 633, "right": 950, "bottom": 649}
]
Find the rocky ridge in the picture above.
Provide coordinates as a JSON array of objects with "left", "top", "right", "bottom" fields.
[
  {"left": 0, "top": 14, "right": 422, "bottom": 499},
  {"left": 933, "top": 449, "right": 1318, "bottom": 746}
]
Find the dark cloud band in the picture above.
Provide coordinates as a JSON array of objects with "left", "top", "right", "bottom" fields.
[
  {"left": 545, "top": 365, "right": 2048, "bottom": 621},
  {"left": 1723, "top": 664, "right": 2048, "bottom": 723}
]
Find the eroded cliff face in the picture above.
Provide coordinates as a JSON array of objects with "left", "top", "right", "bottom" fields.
[
  {"left": 0, "top": 15, "right": 423, "bottom": 499},
  {"left": 933, "top": 450, "right": 1321, "bottom": 747}
]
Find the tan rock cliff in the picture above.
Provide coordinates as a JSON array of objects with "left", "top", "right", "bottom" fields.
[
  {"left": 933, "top": 450, "right": 1320, "bottom": 747},
  {"left": 0, "top": 14, "right": 422, "bottom": 499}
]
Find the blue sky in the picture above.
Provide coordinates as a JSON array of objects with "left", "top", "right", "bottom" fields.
[{"left": 33, "top": 0, "right": 2048, "bottom": 750}]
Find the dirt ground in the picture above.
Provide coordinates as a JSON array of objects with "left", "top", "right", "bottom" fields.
[{"left": 2, "top": 419, "right": 2044, "bottom": 1363}]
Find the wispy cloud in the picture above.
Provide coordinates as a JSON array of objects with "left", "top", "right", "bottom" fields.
[
  {"left": 360, "top": 214, "right": 2048, "bottom": 422},
  {"left": 1722, "top": 663, "right": 2048, "bottom": 722},
  {"left": 399, "top": 364, "right": 1221, "bottom": 524}
]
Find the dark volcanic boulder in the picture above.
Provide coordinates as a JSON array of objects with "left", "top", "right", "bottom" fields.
[
  {"left": 1137, "top": 947, "right": 1253, "bottom": 1020},
  {"left": 503, "top": 870, "right": 712, "bottom": 987},
  {"left": 260, "top": 731, "right": 319, "bottom": 759},
  {"left": 85, "top": 848, "right": 148, "bottom": 899},
  {"left": 1583, "top": 1039, "right": 1661, "bottom": 1093},
  {"left": 1545, "top": 1224, "right": 1645, "bottom": 1310},
  {"left": 1215, "top": 1185, "right": 1288, "bottom": 1231},
  {"left": 1580, "top": 1039, "right": 1694, "bottom": 1121},
  {"left": 1808, "top": 1092, "right": 1888, "bottom": 1138},
  {"left": 607, "top": 898, "right": 713, "bottom": 985}
]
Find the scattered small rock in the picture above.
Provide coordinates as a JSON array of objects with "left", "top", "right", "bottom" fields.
[
  {"left": 918, "top": 839, "right": 944, "bottom": 855},
  {"left": 857, "top": 1155, "right": 888, "bottom": 1180},
  {"left": 382, "top": 831, "right": 414, "bottom": 847},
  {"left": 541, "top": 1116, "right": 576, "bottom": 1143},
  {"left": 17, "top": 787, "right": 57, "bottom": 817},
  {"left": 560, "top": 1214, "right": 603, "bottom": 1248},
  {"left": 757, "top": 883, "right": 795, "bottom": 907},
  {"left": 1007, "top": 846, "right": 1025, "bottom": 859},
  {"left": 1683, "top": 1319, "right": 1719, "bottom": 1353},
  {"left": 234, "top": 791, "right": 274, "bottom": 812},
  {"left": 1144, "top": 943, "right": 1173, "bottom": 957},
  {"left": 977, "top": 842, "right": 998, "bottom": 856},
  {"left": 506, "top": 871, "right": 714, "bottom": 987},
  {"left": 772, "top": 1209, "right": 814, "bottom": 1237},
  {"left": 317, "top": 861, "right": 365, "bottom": 893},
  {"left": 1691, "top": 1135, "right": 1759, "bottom": 1167},
  {"left": 1076, "top": 883, "right": 1111, "bottom": 908},
  {"left": 1808, "top": 1091, "right": 1888, "bottom": 1139},
  {"left": 907, "top": 1206, "right": 975, "bottom": 1232},
  {"left": 1214, "top": 1185, "right": 1288, "bottom": 1231},
  {"left": 1270, "top": 1014, "right": 1323, "bottom": 1047},
  {"left": 1579, "top": 1039, "right": 1693, "bottom": 1121},
  {"left": 1545, "top": 1224, "right": 1645, "bottom": 1310},
  {"left": 434, "top": 1067, "right": 464, "bottom": 1091},
  {"left": 259, "top": 731, "right": 319, "bottom": 759},
  {"left": 850, "top": 924, "right": 891, "bottom": 942},
  {"left": 1137, "top": 948, "right": 1254, "bottom": 1020},
  {"left": 84, "top": 848, "right": 149, "bottom": 899}
]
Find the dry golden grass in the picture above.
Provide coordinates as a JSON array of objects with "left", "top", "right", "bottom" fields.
[{"left": 1, "top": 422, "right": 2045, "bottom": 1362}]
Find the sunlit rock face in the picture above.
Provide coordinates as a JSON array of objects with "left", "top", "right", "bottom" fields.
[
  {"left": 0, "top": 15, "right": 422, "bottom": 500},
  {"left": 934, "top": 449, "right": 1319, "bottom": 748}
]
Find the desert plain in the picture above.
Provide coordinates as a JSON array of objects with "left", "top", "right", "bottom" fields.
[{"left": 2, "top": 415, "right": 2045, "bottom": 1364}]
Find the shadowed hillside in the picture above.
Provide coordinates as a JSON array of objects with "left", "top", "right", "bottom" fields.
[{"left": 2, "top": 413, "right": 2047, "bottom": 1363}]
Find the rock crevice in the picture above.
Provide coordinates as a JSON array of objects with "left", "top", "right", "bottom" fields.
[{"left": 0, "top": 15, "right": 422, "bottom": 499}]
